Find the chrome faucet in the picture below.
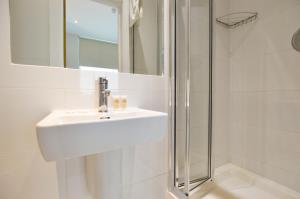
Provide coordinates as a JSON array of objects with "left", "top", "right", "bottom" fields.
[{"left": 99, "top": 77, "right": 111, "bottom": 112}]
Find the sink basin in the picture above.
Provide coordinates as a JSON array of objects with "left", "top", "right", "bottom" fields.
[{"left": 36, "top": 108, "right": 167, "bottom": 161}]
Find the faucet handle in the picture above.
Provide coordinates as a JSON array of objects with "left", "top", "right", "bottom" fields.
[
  {"left": 99, "top": 77, "right": 107, "bottom": 81},
  {"left": 99, "top": 77, "right": 108, "bottom": 89},
  {"left": 99, "top": 77, "right": 108, "bottom": 83}
]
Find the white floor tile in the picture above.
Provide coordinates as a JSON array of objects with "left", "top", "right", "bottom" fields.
[{"left": 173, "top": 164, "right": 300, "bottom": 199}]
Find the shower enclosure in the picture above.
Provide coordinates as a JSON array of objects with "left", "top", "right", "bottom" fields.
[{"left": 169, "top": 0, "right": 213, "bottom": 197}]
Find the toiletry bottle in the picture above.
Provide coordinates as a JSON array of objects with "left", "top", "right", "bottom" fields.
[
  {"left": 112, "top": 95, "right": 120, "bottom": 110},
  {"left": 120, "top": 96, "right": 127, "bottom": 110}
]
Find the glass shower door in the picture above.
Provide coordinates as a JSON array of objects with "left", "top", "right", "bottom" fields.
[{"left": 172, "top": 0, "right": 212, "bottom": 196}]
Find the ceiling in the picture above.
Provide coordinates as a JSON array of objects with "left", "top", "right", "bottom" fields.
[{"left": 66, "top": 0, "right": 120, "bottom": 43}]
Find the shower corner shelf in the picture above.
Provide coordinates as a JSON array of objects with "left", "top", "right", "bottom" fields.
[{"left": 216, "top": 12, "right": 258, "bottom": 29}]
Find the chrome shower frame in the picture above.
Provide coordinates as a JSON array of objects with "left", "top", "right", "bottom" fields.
[{"left": 168, "top": 0, "right": 215, "bottom": 197}]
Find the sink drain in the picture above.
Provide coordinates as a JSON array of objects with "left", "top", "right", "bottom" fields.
[{"left": 100, "top": 116, "right": 110, "bottom": 120}]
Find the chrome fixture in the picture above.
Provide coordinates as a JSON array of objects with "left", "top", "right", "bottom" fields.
[
  {"left": 216, "top": 12, "right": 258, "bottom": 29},
  {"left": 99, "top": 77, "right": 111, "bottom": 112},
  {"left": 169, "top": 0, "right": 213, "bottom": 197},
  {"left": 292, "top": 28, "right": 300, "bottom": 52}
]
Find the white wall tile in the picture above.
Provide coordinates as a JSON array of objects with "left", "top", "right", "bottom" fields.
[
  {"left": 122, "top": 174, "right": 168, "bottom": 199},
  {"left": 0, "top": 66, "right": 65, "bottom": 89},
  {"left": 227, "top": 0, "right": 300, "bottom": 193},
  {"left": 0, "top": 151, "right": 59, "bottom": 199},
  {"left": 264, "top": 51, "right": 300, "bottom": 91},
  {"left": 213, "top": 0, "right": 231, "bottom": 168},
  {"left": 0, "top": 88, "right": 65, "bottom": 153},
  {"left": 64, "top": 89, "right": 96, "bottom": 109},
  {"left": 63, "top": 69, "right": 96, "bottom": 90},
  {"left": 122, "top": 137, "right": 168, "bottom": 186}
]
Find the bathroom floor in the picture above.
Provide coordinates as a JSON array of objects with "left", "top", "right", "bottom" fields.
[{"left": 183, "top": 164, "right": 300, "bottom": 199}]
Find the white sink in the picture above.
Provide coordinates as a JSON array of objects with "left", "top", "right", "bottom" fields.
[{"left": 36, "top": 108, "right": 167, "bottom": 161}]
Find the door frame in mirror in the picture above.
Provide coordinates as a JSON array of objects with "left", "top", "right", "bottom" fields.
[{"left": 63, "top": 0, "right": 127, "bottom": 72}]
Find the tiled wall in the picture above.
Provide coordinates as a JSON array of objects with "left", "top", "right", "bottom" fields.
[
  {"left": 228, "top": 0, "right": 300, "bottom": 192},
  {"left": 214, "top": 0, "right": 230, "bottom": 167},
  {"left": 0, "top": 1, "right": 169, "bottom": 199}
]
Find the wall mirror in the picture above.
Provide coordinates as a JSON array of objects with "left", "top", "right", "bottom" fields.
[{"left": 9, "top": 0, "right": 164, "bottom": 76}]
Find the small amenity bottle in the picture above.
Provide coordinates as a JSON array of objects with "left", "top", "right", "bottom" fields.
[
  {"left": 112, "top": 95, "right": 120, "bottom": 110},
  {"left": 120, "top": 96, "right": 127, "bottom": 110}
]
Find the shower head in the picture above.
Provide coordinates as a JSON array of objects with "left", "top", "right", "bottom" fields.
[{"left": 292, "top": 28, "right": 300, "bottom": 52}]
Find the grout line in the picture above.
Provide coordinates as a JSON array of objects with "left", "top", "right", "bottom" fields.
[
  {"left": 230, "top": 89, "right": 300, "bottom": 93},
  {"left": 121, "top": 172, "right": 168, "bottom": 187}
]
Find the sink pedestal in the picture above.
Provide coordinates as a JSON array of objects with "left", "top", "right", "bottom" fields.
[
  {"left": 56, "top": 148, "right": 136, "bottom": 199},
  {"left": 86, "top": 150, "right": 122, "bottom": 199}
]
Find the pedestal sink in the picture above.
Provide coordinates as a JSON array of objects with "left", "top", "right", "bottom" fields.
[{"left": 36, "top": 108, "right": 167, "bottom": 161}]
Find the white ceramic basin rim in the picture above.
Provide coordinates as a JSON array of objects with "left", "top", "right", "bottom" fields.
[{"left": 36, "top": 108, "right": 168, "bottom": 161}]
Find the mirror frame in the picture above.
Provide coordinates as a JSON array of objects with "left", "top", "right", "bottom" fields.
[{"left": 63, "top": 0, "right": 67, "bottom": 67}]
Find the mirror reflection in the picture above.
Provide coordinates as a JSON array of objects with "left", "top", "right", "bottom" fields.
[
  {"left": 131, "top": 0, "right": 164, "bottom": 75},
  {"left": 65, "top": 0, "right": 120, "bottom": 70},
  {"left": 9, "top": 0, "right": 164, "bottom": 76}
]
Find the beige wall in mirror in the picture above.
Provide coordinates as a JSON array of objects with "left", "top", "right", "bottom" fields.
[{"left": 9, "top": 0, "right": 164, "bottom": 76}]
